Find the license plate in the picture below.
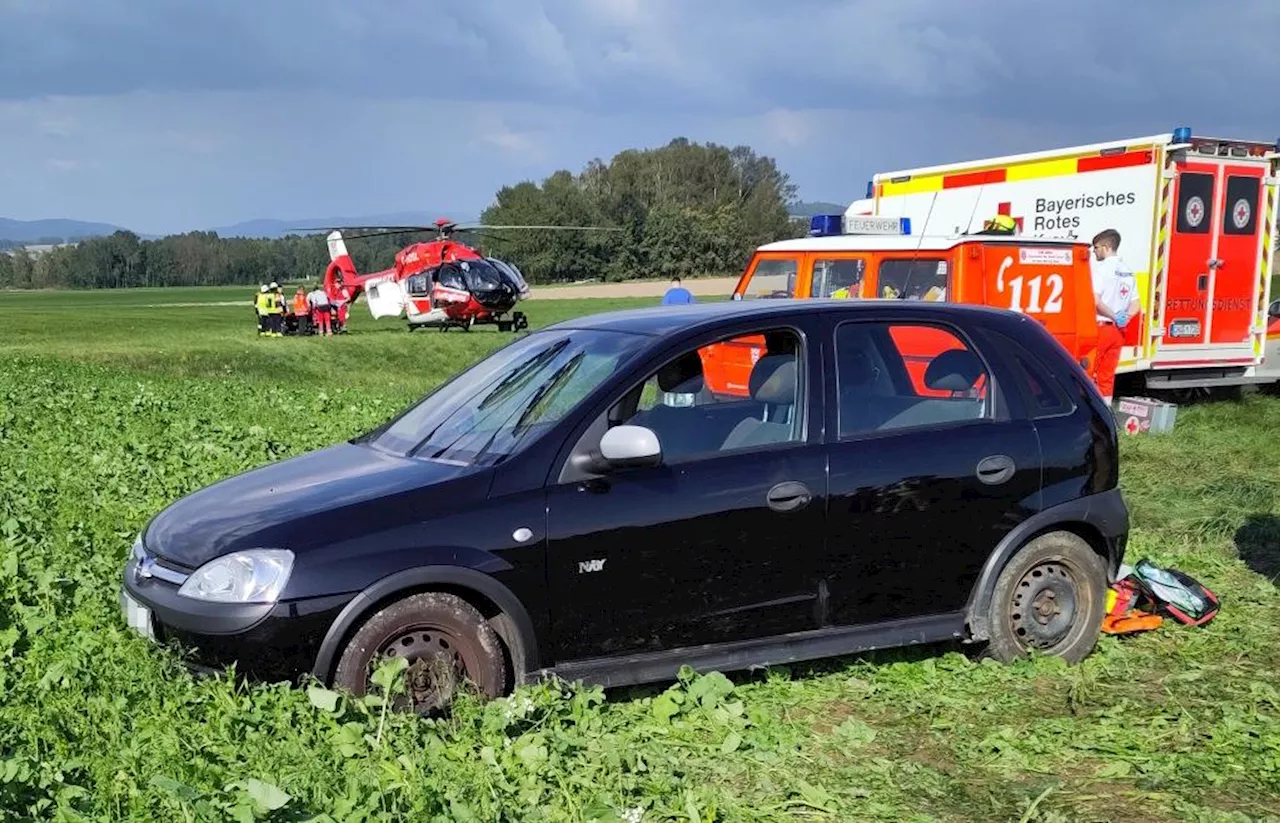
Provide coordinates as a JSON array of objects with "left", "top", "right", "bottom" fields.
[
  {"left": 1169, "top": 319, "right": 1201, "bottom": 339},
  {"left": 120, "top": 589, "right": 156, "bottom": 641}
]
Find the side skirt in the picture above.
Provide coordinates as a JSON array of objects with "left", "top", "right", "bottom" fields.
[{"left": 530, "top": 612, "right": 966, "bottom": 690}]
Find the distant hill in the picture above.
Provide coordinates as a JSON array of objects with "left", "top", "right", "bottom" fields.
[
  {"left": 0, "top": 217, "right": 126, "bottom": 243},
  {"left": 210, "top": 211, "right": 472, "bottom": 239},
  {"left": 788, "top": 200, "right": 848, "bottom": 218}
]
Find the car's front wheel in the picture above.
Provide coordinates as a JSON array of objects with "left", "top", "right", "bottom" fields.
[
  {"left": 983, "top": 531, "right": 1107, "bottom": 664},
  {"left": 333, "top": 591, "right": 508, "bottom": 715}
]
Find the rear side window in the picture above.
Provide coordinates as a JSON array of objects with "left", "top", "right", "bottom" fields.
[
  {"left": 1223, "top": 175, "right": 1260, "bottom": 235},
  {"left": 986, "top": 330, "right": 1075, "bottom": 418},
  {"left": 875, "top": 258, "right": 949, "bottom": 301},
  {"left": 1176, "top": 172, "right": 1213, "bottom": 234},
  {"left": 835, "top": 321, "right": 990, "bottom": 438}
]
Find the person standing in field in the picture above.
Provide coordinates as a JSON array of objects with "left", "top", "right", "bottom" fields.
[
  {"left": 661, "top": 277, "right": 695, "bottom": 305},
  {"left": 308, "top": 284, "right": 332, "bottom": 336},
  {"left": 1089, "top": 228, "right": 1140, "bottom": 406},
  {"left": 254, "top": 284, "right": 271, "bottom": 336}
]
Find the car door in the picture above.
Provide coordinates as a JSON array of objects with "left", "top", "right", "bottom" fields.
[
  {"left": 543, "top": 321, "right": 829, "bottom": 663},
  {"left": 821, "top": 313, "right": 1042, "bottom": 627}
]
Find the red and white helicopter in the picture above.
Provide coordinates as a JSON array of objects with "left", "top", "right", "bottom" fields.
[{"left": 314, "top": 218, "right": 616, "bottom": 332}]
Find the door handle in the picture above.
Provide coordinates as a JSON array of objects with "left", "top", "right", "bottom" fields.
[
  {"left": 976, "top": 455, "right": 1015, "bottom": 486},
  {"left": 767, "top": 481, "right": 811, "bottom": 512}
]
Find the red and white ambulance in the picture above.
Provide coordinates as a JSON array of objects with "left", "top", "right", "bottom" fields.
[{"left": 863, "top": 126, "right": 1280, "bottom": 394}]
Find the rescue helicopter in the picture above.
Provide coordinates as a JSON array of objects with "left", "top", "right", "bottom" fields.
[{"left": 306, "top": 218, "right": 617, "bottom": 332}]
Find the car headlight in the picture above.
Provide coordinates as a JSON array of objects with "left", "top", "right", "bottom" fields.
[{"left": 177, "top": 549, "right": 294, "bottom": 604}]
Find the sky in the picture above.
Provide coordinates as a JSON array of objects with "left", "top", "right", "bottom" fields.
[{"left": 2, "top": 0, "right": 1278, "bottom": 235}]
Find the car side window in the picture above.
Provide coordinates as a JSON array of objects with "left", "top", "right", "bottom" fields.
[
  {"left": 876, "top": 258, "right": 949, "bottom": 301},
  {"left": 609, "top": 328, "right": 805, "bottom": 463},
  {"left": 986, "top": 330, "right": 1075, "bottom": 418},
  {"left": 812, "top": 258, "right": 866, "bottom": 298},
  {"left": 836, "top": 321, "right": 990, "bottom": 438}
]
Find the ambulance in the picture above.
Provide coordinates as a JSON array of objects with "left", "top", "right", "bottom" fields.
[{"left": 862, "top": 126, "right": 1280, "bottom": 394}]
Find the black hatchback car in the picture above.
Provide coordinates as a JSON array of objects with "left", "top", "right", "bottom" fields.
[{"left": 121, "top": 299, "right": 1128, "bottom": 712}]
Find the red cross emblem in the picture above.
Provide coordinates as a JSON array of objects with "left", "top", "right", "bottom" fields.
[
  {"left": 1124, "top": 416, "right": 1140, "bottom": 434},
  {"left": 997, "top": 201, "right": 1024, "bottom": 231},
  {"left": 1186, "top": 196, "right": 1205, "bottom": 227},
  {"left": 1233, "top": 198, "right": 1251, "bottom": 229},
  {"left": 1119, "top": 284, "right": 1130, "bottom": 299}
]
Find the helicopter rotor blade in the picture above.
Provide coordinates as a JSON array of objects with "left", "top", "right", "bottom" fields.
[{"left": 456, "top": 224, "right": 624, "bottom": 232}]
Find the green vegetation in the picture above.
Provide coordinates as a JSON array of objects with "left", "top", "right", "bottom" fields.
[
  {"left": 2, "top": 288, "right": 1280, "bottom": 821},
  {"left": 0, "top": 138, "right": 801, "bottom": 292}
]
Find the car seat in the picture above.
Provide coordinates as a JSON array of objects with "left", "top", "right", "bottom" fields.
[
  {"left": 628, "top": 351, "right": 712, "bottom": 458},
  {"left": 837, "top": 347, "right": 882, "bottom": 435},
  {"left": 923, "top": 349, "right": 985, "bottom": 396},
  {"left": 719, "top": 354, "right": 798, "bottom": 450}
]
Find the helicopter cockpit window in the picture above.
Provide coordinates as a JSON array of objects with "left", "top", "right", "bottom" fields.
[
  {"left": 436, "top": 260, "right": 506, "bottom": 292},
  {"left": 406, "top": 274, "right": 430, "bottom": 297},
  {"left": 434, "top": 264, "right": 468, "bottom": 291}
]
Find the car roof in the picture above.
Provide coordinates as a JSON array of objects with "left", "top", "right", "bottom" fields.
[{"left": 543, "top": 297, "right": 1025, "bottom": 337}]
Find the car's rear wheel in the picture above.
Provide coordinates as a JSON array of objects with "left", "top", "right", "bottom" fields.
[
  {"left": 983, "top": 531, "right": 1107, "bottom": 664},
  {"left": 333, "top": 592, "right": 507, "bottom": 715}
]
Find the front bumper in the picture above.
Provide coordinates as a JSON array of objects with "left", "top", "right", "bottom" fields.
[{"left": 120, "top": 554, "right": 352, "bottom": 683}]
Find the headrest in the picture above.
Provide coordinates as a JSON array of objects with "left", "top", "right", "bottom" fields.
[
  {"left": 749, "top": 355, "right": 797, "bottom": 405},
  {"left": 657, "top": 351, "right": 704, "bottom": 393},
  {"left": 924, "top": 349, "right": 984, "bottom": 393},
  {"left": 841, "top": 349, "right": 878, "bottom": 386}
]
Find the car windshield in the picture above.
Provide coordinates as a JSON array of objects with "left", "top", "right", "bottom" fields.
[{"left": 366, "top": 328, "right": 647, "bottom": 465}]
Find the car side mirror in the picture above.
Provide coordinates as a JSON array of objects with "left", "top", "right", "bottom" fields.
[
  {"left": 598, "top": 425, "right": 662, "bottom": 470},
  {"left": 1269, "top": 299, "right": 1280, "bottom": 318}
]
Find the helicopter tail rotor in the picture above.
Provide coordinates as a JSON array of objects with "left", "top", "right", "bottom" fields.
[{"left": 325, "top": 230, "right": 350, "bottom": 262}]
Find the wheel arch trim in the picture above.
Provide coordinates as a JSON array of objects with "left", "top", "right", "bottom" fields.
[
  {"left": 964, "top": 488, "right": 1128, "bottom": 641},
  {"left": 311, "top": 565, "right": 541, "bottom": 685}
]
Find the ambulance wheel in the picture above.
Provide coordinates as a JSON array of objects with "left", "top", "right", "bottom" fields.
[
  {"left": 982, "top": 531, "right": 1107, "bottom": 664},
  {"left": 332, "top": 592, "right": 508, "bottom": 716}
]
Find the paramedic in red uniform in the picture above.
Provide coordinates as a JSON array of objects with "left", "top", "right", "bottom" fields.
[{"left": 1089, "top": 228, "right": 1140, "bottom": 406}]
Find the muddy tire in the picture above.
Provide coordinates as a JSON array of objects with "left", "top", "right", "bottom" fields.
[
  {"left": 982, "top": 531, "right": 1107, "bottom": 664},
  {"left": 333, "top": 591, "right": 507, "bottom": 715}
]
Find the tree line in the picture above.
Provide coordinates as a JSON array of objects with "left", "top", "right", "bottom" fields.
[{"left": 0, "top": 138, "right": 805, "bottom": 291}]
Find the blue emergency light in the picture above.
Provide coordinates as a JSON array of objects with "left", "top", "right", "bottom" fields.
[
  {"left": 865, "top": 180, "right": 874, "bottom": 199},
  {"left": 809, "top": 215, "right": 843, "bottom": 236},
  {"left": 809, "top": 214, "right": 912, "bottom": 237},
  {"left": 1172, "top": 125, "right": 1192, "bottom": 143}
]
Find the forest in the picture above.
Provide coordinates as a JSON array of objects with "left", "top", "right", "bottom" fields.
[{"left": 0, "top": 139, "right": 805, "bottom": 290}]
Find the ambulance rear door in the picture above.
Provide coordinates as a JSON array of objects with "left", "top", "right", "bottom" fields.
[{"left": 1156, "top": 148, "right": 1271, "bottom": 366}]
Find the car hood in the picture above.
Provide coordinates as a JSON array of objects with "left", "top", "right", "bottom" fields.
[{"left": 144, "top": 442, "right": 476, "bottom": 568}]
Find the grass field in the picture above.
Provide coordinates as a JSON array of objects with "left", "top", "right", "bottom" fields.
[{"left": 2, "top": 287, "right": 1279, "bottom": 822}]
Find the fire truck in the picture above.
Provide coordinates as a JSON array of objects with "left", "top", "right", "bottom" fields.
[
  {"left": 711, "top": 217, "right": 1099, "bottom": 398},
  {"left": 861, "top": 126, "right": 1280, "bottom": 396}
]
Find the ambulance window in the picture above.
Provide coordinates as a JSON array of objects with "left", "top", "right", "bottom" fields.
[
  {"left": 813, "top": 258, "right": 866, "bottom": 298},
  {"left": 987, "top": 330, "right": 1073, "bottom": 418},
  {"left": 1223, "top": 175, "right": 1260, "bottom": 235},
  {"left": 742, "top": 257, "right": 799, "bottom": 299},
  {"left": 876, "top": 258, "right": 949, "bottom": 302},
  {"left": 1176, "top": 173, "right": 1214, "bottom": 234}
]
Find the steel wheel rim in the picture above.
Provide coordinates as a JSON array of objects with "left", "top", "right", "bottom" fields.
[
  {"left": 1008, "top": 561, "right": 1079, "bottom": 651},
  {"left": 373, "top": 622, "right": 476, "bottom": 715}
]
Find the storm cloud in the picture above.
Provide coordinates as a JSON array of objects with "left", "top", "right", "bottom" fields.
[{"left": 1, "top": 0, "right": 1275, "bottom": 233}]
